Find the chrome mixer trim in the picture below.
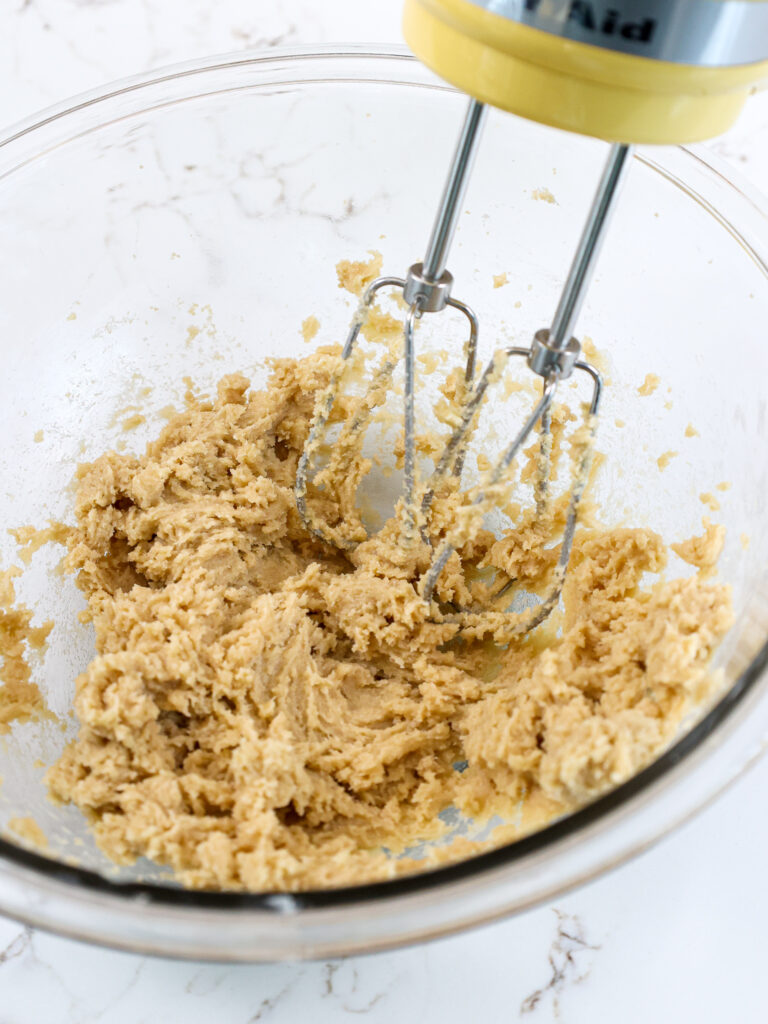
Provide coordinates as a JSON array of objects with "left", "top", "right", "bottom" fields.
[{"left": 467, "top": 0, "right": 768, "bottom": 66}]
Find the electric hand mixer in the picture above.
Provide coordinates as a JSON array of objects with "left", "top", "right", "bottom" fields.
[{"left": 297, "top": 0, "right": 768, "bottom": 636}]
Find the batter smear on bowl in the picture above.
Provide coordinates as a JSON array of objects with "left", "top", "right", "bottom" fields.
[{"left": 45, "top": 311, "right": 733, "bottom": 891}]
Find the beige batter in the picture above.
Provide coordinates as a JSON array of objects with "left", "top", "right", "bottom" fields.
[
  {"left": 0, "top": 568, "right": 52, "bottom": 734},
  {"left": 42, "top": 281, "right": 732, "bottom": 889}
]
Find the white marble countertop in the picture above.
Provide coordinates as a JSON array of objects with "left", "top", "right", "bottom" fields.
[{"left": 2, "top": 2, "right": 768, "bottom": 1021}]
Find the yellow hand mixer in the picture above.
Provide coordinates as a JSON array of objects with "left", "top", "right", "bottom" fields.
[{"left": 297, "top": 0, "right": 768, "bottom": 635}]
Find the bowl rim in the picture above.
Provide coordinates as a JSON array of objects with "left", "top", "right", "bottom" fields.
[
  {"left": 0, "top": 42, "right": 416, "bottom": 149},
  {"left": 1, "top": 41, "right": 767, "bottom": 941}
]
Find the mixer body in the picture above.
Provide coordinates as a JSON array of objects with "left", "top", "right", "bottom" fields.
[{"left": 403, "top": 0, "right": 768, "bottom": 142}]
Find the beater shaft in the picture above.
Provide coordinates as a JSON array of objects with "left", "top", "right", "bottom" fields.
[
  {"left": 422, "top": 99, "right": 487, "bottom": 284},
  {"left": 528, "top": 142, "right": 633, "bottom": 379},
  {"left": 549, "top": 143, "right": 633, "bottom": 351}
]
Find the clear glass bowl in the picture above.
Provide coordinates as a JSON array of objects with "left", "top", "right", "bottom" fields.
[{"left": 1, "top": 44, "right": 767, "bottom": 961}]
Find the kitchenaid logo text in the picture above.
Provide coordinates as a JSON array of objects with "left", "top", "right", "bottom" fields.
[{"left": 523, "top": 0, "right": 657, "bottom": 43}]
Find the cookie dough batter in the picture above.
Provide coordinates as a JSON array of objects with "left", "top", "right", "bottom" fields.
[
  {"left": 45, "top": 322, "right": 732, "bottom": 890},
  {"left": 0, "top": 568, "right": 52, "bottom": 734}
]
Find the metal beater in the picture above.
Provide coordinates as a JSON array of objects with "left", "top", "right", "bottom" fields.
[{"left": 295, "top": 98, "right": 630, "bottom": 635}]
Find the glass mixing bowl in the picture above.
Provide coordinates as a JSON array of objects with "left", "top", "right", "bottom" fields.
[{"left": 1, "top": 45, "right": 767, "bottom": 961}]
